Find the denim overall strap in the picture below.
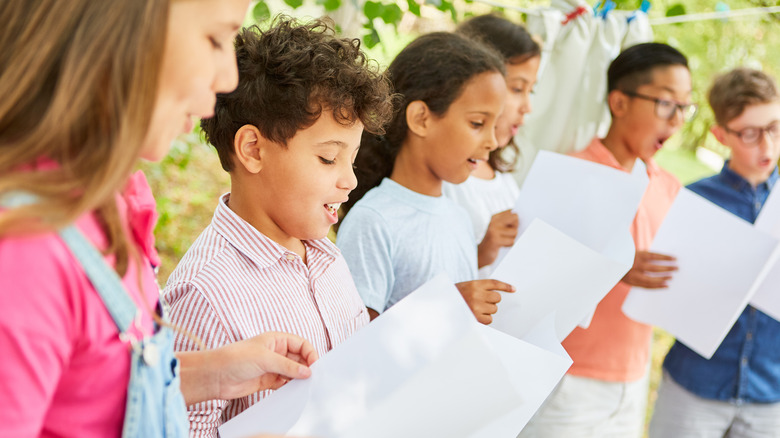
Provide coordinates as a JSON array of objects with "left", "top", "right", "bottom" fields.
[{"left": 58, "top": 226, "right": 140, "bottom": 334}]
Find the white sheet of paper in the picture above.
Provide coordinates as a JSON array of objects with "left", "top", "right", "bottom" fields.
[
  {"left": 337, "top": 329, "right": 523, "bottom": 438},
  {"left": 511, "top": 151, "right": 647, "bottom": 255},
  {"left": 467, "top": 320, "right": 572, "bottom": 438},
  {"left": 755, "top": 182, "right": 780, "bottom": 239},
  {"left": 490, "top": 219, "right": 631, "bottom": 341},
  {"left": 750, "top": 185, "right": 780, "bottom": 320},
  {"left": 219, "top": 275, "right": 570, "bottom": 438},
  {"left": 622, "top": 188, "right": 779, "bottom": 359}
]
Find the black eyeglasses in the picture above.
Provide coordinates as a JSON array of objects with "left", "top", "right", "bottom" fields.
[
  {"left": 724, "top": 122, "right": 780, "bottom": 146},
  {"left": 621, "top": 90, "right": 698, "bottom": 123}
]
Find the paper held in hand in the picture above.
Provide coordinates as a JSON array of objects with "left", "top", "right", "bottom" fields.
[
  {"left": 489, "top": 150, "right": 648, "bottom": 339},
  {"left": 622, "top": 187, "right": 780, "bottom": 359},
  {"left": 218, "top": 275, "right": 571, "bottom": 438}
]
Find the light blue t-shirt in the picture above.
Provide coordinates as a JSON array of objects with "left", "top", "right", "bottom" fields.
[{"left": 337, "top": 178, "right": 478, "bottom": 313}]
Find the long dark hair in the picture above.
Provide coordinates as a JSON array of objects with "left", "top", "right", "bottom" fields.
[
  {"left": 343, "top": 32, "right": 505, "bottom": 214},
  {"left": 457, "top": 14, "right": 541, "bottom": 173}
]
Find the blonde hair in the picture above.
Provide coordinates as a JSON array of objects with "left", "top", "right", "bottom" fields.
[{"left": 0, "top": 0, "right": 169, "bottom": 275}]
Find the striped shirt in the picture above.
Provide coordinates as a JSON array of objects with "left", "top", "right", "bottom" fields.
[{"left": 163, "top": 193, "right": 369, "bottom": 438}]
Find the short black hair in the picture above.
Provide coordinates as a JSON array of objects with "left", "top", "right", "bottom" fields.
[
  {"left": 607, "top": 42, "right": 688, "bottom": 94},
  {"left": 201, "top": 16, "right": 394, "bottom": 172}
]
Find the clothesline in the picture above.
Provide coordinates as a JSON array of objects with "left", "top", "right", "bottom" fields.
[{"left": 471, "top": 1, "right": 780, "bottom": 26}]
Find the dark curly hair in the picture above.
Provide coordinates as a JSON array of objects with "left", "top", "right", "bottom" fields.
[
  {"left": 343, "top": 32, "right": 505, "bottom": 214},
  {"left": 201, "top": 16, "right": 394, "bottom": 172}
]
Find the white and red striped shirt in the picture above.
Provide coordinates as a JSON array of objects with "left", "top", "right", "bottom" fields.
[{"left": 163, "top": 193, "right": 368, "bottom": 438}]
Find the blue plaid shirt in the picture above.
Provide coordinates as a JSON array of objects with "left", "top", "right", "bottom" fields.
[{"left": 663, "top": 162, "right": 780, "bottom": 403}]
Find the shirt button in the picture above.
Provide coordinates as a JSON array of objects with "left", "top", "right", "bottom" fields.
[
  {"left": 742, "top": 357, "right": 749, "bottom": 366},
  {"left": 746, "top": 332, "right": 753, "bottom": 341},
  {"left": 285, "top": 253, "right": 296, "bottom": 261}
]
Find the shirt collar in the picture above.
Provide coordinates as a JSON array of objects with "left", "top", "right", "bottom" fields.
[
  {"left": 378, "top": 178, "right": 451, "bottom": 214},
  {"left": 211, "top": 193, "right": 337, "bottom": 269},
  {"left": 587, "top": 138, "right": 662, "bottom": 176},
  {"left": 719, "top": 161, "right": 779, "bottom": 192}
]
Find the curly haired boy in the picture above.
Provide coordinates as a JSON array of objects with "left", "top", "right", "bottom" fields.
[{"left": 163, "top": 17, "right": 393, "bottom": 437}]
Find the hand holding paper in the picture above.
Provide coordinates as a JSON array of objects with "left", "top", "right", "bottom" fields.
[
  {"left": 488, "top": 151, "right": 647, "bottom": 340},
  {"left": 622, "top": 188, "right": 780, "bottom": 358},
  {"left": 621, "top": 250, "right": 678, "bottom": 289},
  {"left": 478, "top": 209, "right": 520, "bottom": 268},
  {"left": 219, "top": 275, "right": 571, "bottom": 438},
  {"left": 455, "top": 279, "right": 515, "bottom": 325}
]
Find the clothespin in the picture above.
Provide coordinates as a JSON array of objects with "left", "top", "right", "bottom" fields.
[
  {"left": 627, "top": 0, "right": 651, "bottom": 23},
  {"left": 593, "top": 1, "right": 602, "bottom": 15},
  {"left": 600, "top": 1, "right": 615, "bottom": 19},
  {"left": 562, "top": 5, "right": 589, "bottom": 25}
]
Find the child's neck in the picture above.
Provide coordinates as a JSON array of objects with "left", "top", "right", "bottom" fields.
[
  {"left": 227, "top": 181, "right": 307, "bottom": 263},
  {"left": 390, "top": 144, "right": 444, "bottom": 197},
  {"left": 728, "top": 160, "right": 772, "bottom": 188},
  {"left": 472, "top": 160, "right": 496, "bottom": 180},
  {"left": 601, "top": 128, "right": 639, "bottom": 172}
]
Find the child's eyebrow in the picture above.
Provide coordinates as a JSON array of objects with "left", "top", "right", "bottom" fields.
[
  {"left": 316, "top": 140, "right": 349, "bottom": 148},
  {"left": 216, "top": 21, "right": 242, "bottom": 32},
  {"left": 654, "top": 85, "right": 692, "bottom": 96}
]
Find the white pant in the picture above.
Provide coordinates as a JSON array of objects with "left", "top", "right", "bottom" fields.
[
  {"left": 518, "top": 372, "right": 649, "bottom": 438},
  {"left": 649, "top": 372, "right": 780, "bottom": 438}
]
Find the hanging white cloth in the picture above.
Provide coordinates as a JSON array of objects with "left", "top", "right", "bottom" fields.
[{"left": 512, "top": 0, "right": 653, "bottom": 186}]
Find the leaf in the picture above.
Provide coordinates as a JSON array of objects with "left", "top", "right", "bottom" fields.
[
  {"left": 437, "top": 0, "right": 456, "bottom": 21},
  {"left": 363, "top": 26, "right": 381, "bottom": 48},
  {"left": 363, "top": 1, "right": 384, "bottom": 20},
  {"left": 284, "top": 0, "right": 304, "bottom": 8},
  {"left": 407, "top": 0, "right": 421, "bottom": 16},
  {"left": 253, "top": 1, "right": 271, "bottom": 22},
  {"left": 381, "top": 3, "right": 403, "bottom": 25},
  {"left": 665, "top": 3, "right": 686, "bottom": 17},
  {"left": 320, "top": 0, "right": 341, "bottom": 11}
]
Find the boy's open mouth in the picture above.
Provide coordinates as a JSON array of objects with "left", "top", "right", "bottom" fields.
[{"left": 325, "top": 203, "right": 341, "bottom": 215}]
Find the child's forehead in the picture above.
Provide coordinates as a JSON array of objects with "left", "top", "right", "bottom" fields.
[
  {"left": 729, "top": 101, "right": 780, "bottom": 127},
  {"left": 641, "top": 65, "right": 692, "bottom": 92}
]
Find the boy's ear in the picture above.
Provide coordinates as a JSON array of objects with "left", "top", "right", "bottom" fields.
[
  {"left": 405, "top": 100, "right": 431, "bottom": 138},
  {"left": 233, "top": 124, "right": 265, "bottom": 174},
  {"left": 607, "top": 90, "right": 629, "bottom": 118},
  {"left": 710, "top": 124, "right": 731, "bottom": 147}
]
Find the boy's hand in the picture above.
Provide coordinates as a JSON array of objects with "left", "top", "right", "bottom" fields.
[
  {"left": 455, "top": 279, "right": 516, "bottom": 325},
  {"left": 213, "top": 332, "right": 318, "bottom": 400},
  {"left": 622, "top": 251, "right": 678, "bottom": 289},
  {"left": 478, "top": 210, "right": 519, "bottom": 268}
]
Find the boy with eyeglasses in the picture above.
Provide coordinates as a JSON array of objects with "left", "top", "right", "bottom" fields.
[
  {"left": 649, "top": 68, "right": 780, "bottom": 437},
  {"left": 520, "top": 43, "right": 691, "bottom": 437}
]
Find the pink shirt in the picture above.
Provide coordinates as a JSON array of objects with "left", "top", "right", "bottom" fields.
[
  {"left": 0, "top": 171, "right": 160, "bottom": 438},
  {"left": 562, "top": 138, "right": 681, "bottom": 382},
  {"left": 164, "top": 194, "right": 368, "bottom": 438}
]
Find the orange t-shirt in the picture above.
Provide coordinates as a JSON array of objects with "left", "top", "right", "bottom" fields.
[{"left": 562, "top": 138, "right": 681, "bottom": 382}]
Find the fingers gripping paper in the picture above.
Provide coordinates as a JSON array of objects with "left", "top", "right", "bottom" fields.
[{"left": 490, "top": 151, "right": 646, "bottom": 340}]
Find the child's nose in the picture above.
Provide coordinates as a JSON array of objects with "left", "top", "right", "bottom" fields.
[
  {"left": 215, "top": 51, "right": 239, "bottom": 94},
  {"left": 340, "top": 163, "right": 358, "bottom": 191},
  {"left": 486, "top": 127, "right": 500, "bottom": 152}
]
